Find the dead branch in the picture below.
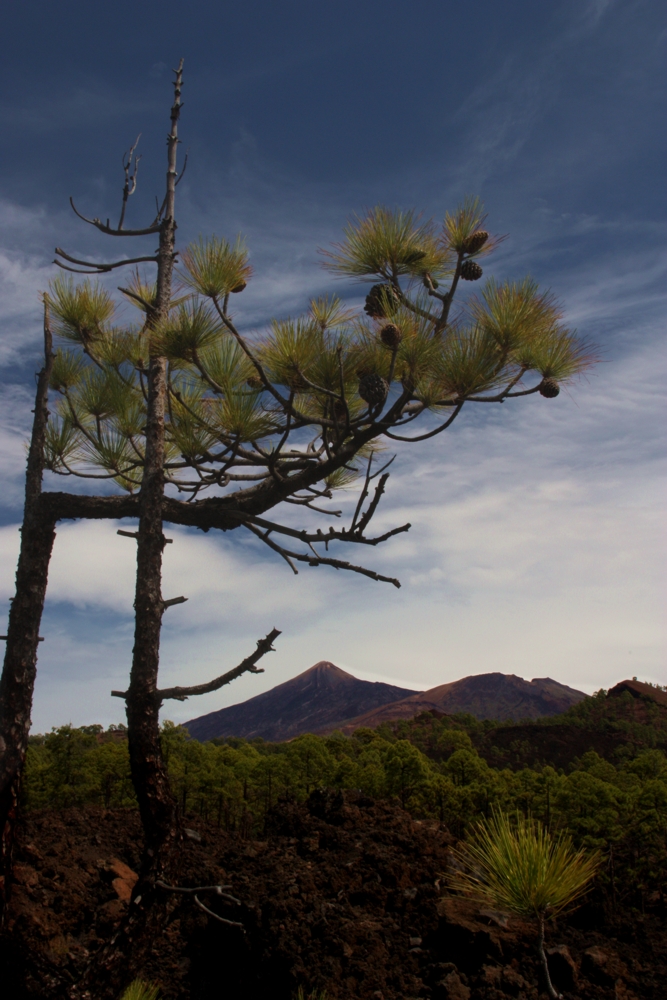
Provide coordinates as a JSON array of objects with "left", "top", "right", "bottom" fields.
[
  {"left": 54, "top": 248, "right": 158, "bottom": 274},
  {"left": 118, "top": 135, "right": 141, "bottom": 230},
  {"left": 117, "top": 529, "right": 172, "bottom": 544},
  {"left": 161, "top": 596, "right": 188, "bottom": 609},
  {"left": 69, "top": 197, "right": 160, "bottom": 237},
  {"left": 156, "top": 881, "right": 244, "bottom": 930},
  {"left": 245, "top": 523, "right": 402, "bottom": 587},
  {"left": 110, "top": 627, "right": 281, "bottom": 702},
  {"left": 242, "top": 510, "right": 410, "bottom": 548},
  {"left": 175, "top": 149, "right": 189, "bottom": 186}
]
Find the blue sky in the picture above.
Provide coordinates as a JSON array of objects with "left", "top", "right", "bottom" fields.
[{"left": 0, "top": 0, "right": 665, "bottom": 731}]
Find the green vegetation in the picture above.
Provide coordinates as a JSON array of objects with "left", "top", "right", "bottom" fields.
[
  {"left": 295, "top": 989, "right": 327, "bottom": 1000},
  {"left": 24, "top": 702, "right": 667, "bottom": 915},
  {"left": 119, "top": 980, "right": 160, "bottom": 1000},
  {"left": 450, "top": 812, "right": 599, "bottom": 998}
]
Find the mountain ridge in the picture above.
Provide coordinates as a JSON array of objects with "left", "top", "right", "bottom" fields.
[
  {"left": 330, "top": 672, "right": 586, "bottom": 734},
  {"left": 185, "top": 662, "right": 585, "bottom": 742}
]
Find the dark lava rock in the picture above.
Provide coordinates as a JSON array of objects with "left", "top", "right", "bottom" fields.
[{"left": 2, "top": 799, "right": 665, "bottom": 1000}]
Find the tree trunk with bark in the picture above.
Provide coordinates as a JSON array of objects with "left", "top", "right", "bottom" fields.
[
  {"left": 126, "top": 54, "right": 182, "bottom": 886},
  {"left": 73, "top": 64, "right": 185, "bottom": 997},
  {"left": 0, "top": 308, "right": 55, "bottom": 925}
]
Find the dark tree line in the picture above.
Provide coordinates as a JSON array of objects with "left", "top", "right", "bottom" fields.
[{"left": 23, "top": 719, "right": 667, "bottom": 916}]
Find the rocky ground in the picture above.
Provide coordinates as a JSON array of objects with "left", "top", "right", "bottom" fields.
[{"left": 2, "top": 792, "right": 664, "bottom": 999}]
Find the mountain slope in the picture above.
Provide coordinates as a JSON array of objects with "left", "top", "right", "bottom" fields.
[
  {"left": 333, "top": 672, "right": 586, "bottom": 733},
  {"left": 184, "top": 661, "right": 420, "bottom": 742}
]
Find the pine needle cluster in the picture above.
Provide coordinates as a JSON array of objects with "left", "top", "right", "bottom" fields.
[
  {"left": 42, "top": 201, "right": 597, "bottom": 512},
  {"left": 449, "top": 811, "right": 599, "bottom": 920},
  {"left": 118, "top": 980, "right": 160, "bottom": 1000}
]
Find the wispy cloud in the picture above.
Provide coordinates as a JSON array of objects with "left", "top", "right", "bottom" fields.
[
  {"left": 1, "top": 0, "right": 664, "bottom": 731},
  {"left": 7, "top": 313, "right": 663, "bottom": 732},
  {"left": 578, "top": 0, "right": 619, "bottom": 32}
]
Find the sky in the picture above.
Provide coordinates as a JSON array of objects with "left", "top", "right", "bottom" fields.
[{"left": 0, "top": 0, "right": 665, "bottom": 732}]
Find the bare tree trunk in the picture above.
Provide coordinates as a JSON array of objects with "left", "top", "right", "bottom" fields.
[
  {"left": 537, "top": 914, "right": 561, "bottom": 1000},
  {"left": 74, "top": 64, "right": 184, "bottom": 997},
  {"left": 0, "top": 308, "right": 54, "bottom": 924},
  {"left": 126, "top": 55, "right": 182, "bottom": 885}
]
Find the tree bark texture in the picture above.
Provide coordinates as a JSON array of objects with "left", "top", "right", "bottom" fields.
[
  {"left": 74, "top": 67, "right": 187, "bottom": 999},
  {"left": 0, "top": 312, "right": 55, "bottom": 924},
  {"left": 125, "top": 60, "right": 181, "bottom": 878}
]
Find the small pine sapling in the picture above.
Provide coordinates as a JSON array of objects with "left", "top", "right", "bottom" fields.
[
  {"left": 118, "top": 980, "right": 160, "bottom": 1000},
  {"left": 448, "top": 811, "right": 599, "bottom": 999}
]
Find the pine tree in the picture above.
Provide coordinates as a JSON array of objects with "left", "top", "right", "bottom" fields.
[
  {"left": 449, "top": 811, "right": 599, "bottom": 999},
  {"left": 0, "top": 61, "right": 595, "bottom": 983}
]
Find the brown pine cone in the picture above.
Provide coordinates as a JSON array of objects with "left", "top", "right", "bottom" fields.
[
  {"left": 364, "top": 283, "right": 400, "bottom": 318},
  {"left": 358, "top": 373, "right": 389, "bottom": 406},
  {"left": 380, "top": 323, "right": 402, "bottom": 349},
  {"left": 460, "top": 260, "right": 483, "bottom": 281},
  {"left": 539, "top": 379, "right": 560, "bottom": 398},
  {"left": 462, "top": 230, "right": 489, "bottom": 255}
]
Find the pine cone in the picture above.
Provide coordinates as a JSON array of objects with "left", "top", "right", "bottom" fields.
[
  {"left": 460, "top": 260, "right": 483, "bottom": 281},
  {"left": 358, "top": 373, "right": 389, "bottom": 407},
  {"left": 231, "top": 280, "right": 247, "bottom": 293},
  {"left": 364, "top": 283, "right": 400, "bottom": 318},
  {"left": 380, "top": 324, "right": 402, "bottom": 349},
  {"left": 462, "top": 230, "right": 489, "bottom": 255},
  {"left": 539, "top": 379, "right": 560, "bottom": 398}
]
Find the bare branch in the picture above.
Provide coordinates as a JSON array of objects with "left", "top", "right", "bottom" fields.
[
  {"left": 283, "top": 497, "right": 342, "bottom": 515},
  {"left": 119, "top": 135, "right": 142, "bottom": 230},
  {"left": 156, "top": 882, "right": 244, "bottom": 930},
  {"left": 175, "top": 149, "right": 189, "bottom": 186},
  {"left": 134, "top": 627, "right": 282, "bottom": 703},
  {"left": 156, "top": 881, "right": 240, "bottom": 904},
  {"left": 69, "top": 197, "right": 161, "bottom": 237},
  {"left": 194, "top": 894, "right": 244, "bottom": 928},
  {"left": 355, "top": 472, "right": 390, "bottom": 535},
  {"left": 0, "top": 636, "right": 44, "bottom": 641},
  {"left": 161, "top": 595, "right": 188, "bottom": 610},
  {"left": 54, "top": 248, "right": 159, "bottom": 274},
  {"left": 383, "top": 402, "right": 463, "bottom": 442},
  {"left": 244, "top": 511, "right": 410, "bottom": 548},
  {"left": 245, "top": 523, "right": 402, "bottom": 587},
  {"left": 466, "top": 383, "right": 543, "bottom": 402},
  {"left": 117, "top": 528, "right": 173, "bottom": 544},
  {"left": 118, "top": 284, "right": 154, "bottom": 310}
]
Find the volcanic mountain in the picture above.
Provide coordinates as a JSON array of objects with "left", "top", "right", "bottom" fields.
[
  {"left": 184, "top": 661, "right": 419, "bottom": 742},
  {"left": 333, "top": 672, "right": 586, "bottom": 734},
  {"left": 185, "top": 664, "right": 586, "bottom": 742}
]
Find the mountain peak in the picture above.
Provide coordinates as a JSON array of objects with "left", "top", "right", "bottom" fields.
[
  {"left": 301, "top": 661, "right": 356, "bottom": 684},
  {"left": 185, "top": 662, "right": 418, "bottom": 743}
]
